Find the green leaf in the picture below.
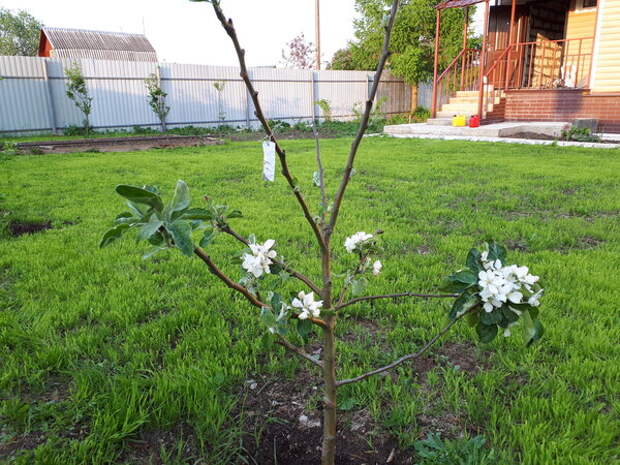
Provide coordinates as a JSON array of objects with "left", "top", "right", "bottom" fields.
[
  {"left": 449, "top": 290, "right": 479, "bottom": 320},
  {"left": 465, "top": 248, "right": 482, "bottom": 273},
  {"left": 260, "top": 307, "right": 277, "bottom": 329},
  {"left": 100, "top": 224, "right": 130, "bottom": 248},
  {"left": 114, "top": 212, "right": 136, "bottom": 224},
  {"left": 487, "top": 242, "right": 507, "bottom": 263},
  {"left": 466, "top": 310, "right": 480, "bottom": 327},
  {"left": 169, "top": 180, "right": 191, "bottom": 213},
  {"left": 296, "top": 319, "right": 313, "bottom": 341},
  {"left": 148, "top": 231, "right": 166, "bottom": 246},
  {"left": 270, "top": 293, "right": 284, "bottom": 313},
  {"left": 181, "top": 208, "right": 214, "bottom": 221},
  {"left": 441, "top": 269, "right": 478, "bottom": 292},
  {"left": 452, "top": 270, "right": 477, "bottom": 285},
  {"left": 227, "top": 210, "right": 242, "bottom": 219},
  {"left": 476, "top": 322, "right": 498, "bottom": 343},
  {"left": 199, "top": 229, "right": 217, "bottom": 248},
  {"left": 166, "top": 221, "right": 194, "bottom": 256},
  {"left": 137, "top": 215, "right": 163, "bottom": 242},
  {"left": 142, "top": 247, "right": 167, "bottom": 260},
  {"left": 480, "top": 309, "right": 503, "bottom": 325},
  {"left": 522, "top": 310, "right": 544, "bottom": 346},
  {"left": 116, "top": 185, "right": 164, "bottom": 212}
]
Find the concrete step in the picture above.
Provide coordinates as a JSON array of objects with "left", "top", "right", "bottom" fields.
[
  {"left": 448, "top": 96, "right": 502, "bottom": 105},
  {"left": 426, "top": 117, "right": 453, "bottom": 126},
  {"left": 441, "top": 103, "right": 480, "bottom": 113}
]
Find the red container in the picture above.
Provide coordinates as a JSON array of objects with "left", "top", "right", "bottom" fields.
[{"left": 469, "top": 115, "right": 480, "bottom": 128}]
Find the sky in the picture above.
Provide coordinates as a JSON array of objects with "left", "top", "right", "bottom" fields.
[
  {"left": 1, "top": 0, "right": 359, "bottom": 67},
  {"left": 3, "top": 0, "right": 483, "bottom": 67}
]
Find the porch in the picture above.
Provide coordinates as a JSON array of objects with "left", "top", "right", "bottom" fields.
[{"left": 430, "top": 0, "right": 597, "bottom": 123}]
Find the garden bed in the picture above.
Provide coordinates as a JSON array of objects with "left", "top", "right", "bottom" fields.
[{"left": 15, "top": 135, "right": 222, "bottom": 154}]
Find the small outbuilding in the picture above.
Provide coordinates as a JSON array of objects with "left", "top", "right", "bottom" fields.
[{"left": 38, "top": 27, "right": 158, "bottom": 62}]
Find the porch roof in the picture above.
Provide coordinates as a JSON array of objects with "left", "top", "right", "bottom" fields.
[{"left": 436, "top": 0, "right": 484, "bottom": 10}]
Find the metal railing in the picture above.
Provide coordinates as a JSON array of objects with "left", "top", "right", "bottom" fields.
[
  {"left": 433, "top": 48, "right": 481, "bottom": 114},
  {"left": 432, "top": 36, "right": 594, "bottom": 120}
]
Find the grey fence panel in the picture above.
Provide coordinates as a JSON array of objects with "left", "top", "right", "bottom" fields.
[
  {"left": 0, "top": 56, "right": 52, "bottom": 133},
  {"left": 250, "top": 67, "right": 314, "bottom": 124},
  {"left": 163, "top": 64, "right": 248, "bottom": 128},
  {"left": 314, "top": 70, "right": 369, "bottom": 120},
  {"left": 0, "top": 56, "right": 415, "bottom": 135}
]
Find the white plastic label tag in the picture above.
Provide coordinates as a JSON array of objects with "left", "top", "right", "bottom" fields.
[{"left": 262, "top": 141, "right": 276, "bottom": 182}]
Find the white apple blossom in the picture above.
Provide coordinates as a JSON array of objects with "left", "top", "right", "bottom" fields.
[
  {"left": 344, "top": 231, "right": 373, "bottom": 253},
  {"left": 372, "top": 260, "right": 382, "bottom": 276},
  {"left": 241, "top": 239, "right": 277, "bottom": 278},
  {"left": 477, "top": 253, "right": 542, "bottom": 314},
  {"left": 291, "top": 291, "right": 323, "bottom": 320}
]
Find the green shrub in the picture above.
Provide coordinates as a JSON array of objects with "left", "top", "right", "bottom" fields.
[{"left": 413, "top": 434, "right": 499, "bottom": 465}]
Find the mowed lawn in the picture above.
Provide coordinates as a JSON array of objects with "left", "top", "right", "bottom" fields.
[{"left": 1, "top": 137, "right": 619, "bottom": 464}]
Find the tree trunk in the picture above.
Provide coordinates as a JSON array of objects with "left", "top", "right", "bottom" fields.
[{"left": 321, "top": 318, "right": 337, "bottom": 465}]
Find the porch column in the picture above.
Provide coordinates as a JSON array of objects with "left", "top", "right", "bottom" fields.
[
  {"left": 477, "top": 0, "right": 490, "bottom": 118},
  {"left": 460, "top": 7, "right": 469, "bottom": 90},
  {"left": 505, "top": 0, "right": 518, "bottom": 89},
  {"left": 431, "top": 8, "right": 441, "bottom": 118}
]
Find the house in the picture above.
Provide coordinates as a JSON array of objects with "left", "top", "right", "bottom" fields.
[
  {"left": 430, "top": 0, "right": 620, "bottom": 132},
  {"left": 38, "top": 27, "right": 158, "bottom": 62}
]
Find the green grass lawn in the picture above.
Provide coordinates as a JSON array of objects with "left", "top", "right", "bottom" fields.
[{"left": 1, "top": 137, "right": 619, "bottom": 464}]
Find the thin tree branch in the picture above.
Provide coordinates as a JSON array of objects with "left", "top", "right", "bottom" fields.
[
  {"left": 312, "top": 120, "right": 327, "bottom": 225},
  {"left": 194, "top": 247, "right": 266, "bottom": 308},
  {"left": 337, "top": 292, "right": 460, "bottom": 310},
  {"left": 326, "top": 0, "right": 401, "bottom": 239},
  {"left": 276, "top": 337, "right": 323, "bottom": 368},
  {"left": 336, "top": 311, "right": 469, "bottom": 387},
  {"left": 219, "top": 223, "right": 322, "bottom": 295},
  {"left": 210, "top": 2, "right": 327, "bottom": 253}
]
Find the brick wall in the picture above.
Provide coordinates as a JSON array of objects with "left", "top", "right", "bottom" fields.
[{"left": 503, "top": 89, "right": 620, "bottom": 133}]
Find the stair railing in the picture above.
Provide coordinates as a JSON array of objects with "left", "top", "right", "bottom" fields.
[
  {"left": 431, "top": 48, "right": 480, "bottom": 118},
  {"left": 477, "top": 45, "right": 513, "bottom": 120}
]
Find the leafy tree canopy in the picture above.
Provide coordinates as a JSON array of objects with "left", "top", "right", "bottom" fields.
[
  {"left": 0, "top": 8, "right": 43, "bottom": 56},
  {"left": 329, "top": 0, "right": 474, "bottom": 84}
]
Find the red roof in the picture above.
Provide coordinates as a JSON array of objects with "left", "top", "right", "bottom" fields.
[{"left": 436, "top": 0, "right": 485, "bottom": 9}]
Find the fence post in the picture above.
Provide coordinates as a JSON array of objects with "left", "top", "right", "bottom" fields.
[
  {"left": 43, "top": 59, "right": 58, "bottom": 134},
  {"left": 245, "top": 69, "right": 252, "bottom": 129},
  {"left": 311, "top": 71, "right": 318, "bottom": 122},
  {"left": 156, "top": 64, "right": 167, "bottom": 132}
]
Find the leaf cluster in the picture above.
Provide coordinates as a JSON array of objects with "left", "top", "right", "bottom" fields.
[{"left": 443, "top": 243, "right": 544, "bottom": 346}]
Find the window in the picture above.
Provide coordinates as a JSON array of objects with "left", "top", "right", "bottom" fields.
[{"left": 580, "top": 0, "right": 597, "bottom": 9}]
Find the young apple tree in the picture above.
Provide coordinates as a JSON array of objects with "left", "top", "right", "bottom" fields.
[{"left": 101, "top": 1, "right": 544, "bottom": 464}]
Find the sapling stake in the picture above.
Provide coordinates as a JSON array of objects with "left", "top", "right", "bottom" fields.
[{"left": 102, "top": 2, "right": 545, "bottom": 464}]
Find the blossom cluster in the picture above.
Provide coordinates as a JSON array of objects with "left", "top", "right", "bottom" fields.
[
  {"left": 241, "top": 239, "right": 277, "bottom": 278},
  {"left": 477, "top": 250, "right": 543, "bottom": 314},
  {"left": 291, "top": 291, "right": 323, "bottom": 320},
  {"left": 344, "top": 231, "right": 373, "bottom": 253}
]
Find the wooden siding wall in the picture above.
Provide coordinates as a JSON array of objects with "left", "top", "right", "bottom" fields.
[{"left": 592, "top": 0, "right": 620, "bottom": 92}]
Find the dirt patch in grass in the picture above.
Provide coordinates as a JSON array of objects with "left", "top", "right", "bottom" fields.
[
  {"left": 235, "top": 341, "right": 488, "bottom": 464},
  {"left": 0, "top": 432, "right": 47, "bottom": 458},
  {"left": 238, "top": 369, "right": 401, "bottom": 465},
  {"left": 119, "top": 423, "right": 199, "bottom": 465},
  {"left": 16, "top": 135, "right": 222, "bottom": 155},
  {"left": 8, "top": 220, "right": 52, "bottom": 237}
]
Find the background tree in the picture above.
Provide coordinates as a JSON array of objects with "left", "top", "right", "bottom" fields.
[
  {"left": 0, "top": 8, "right": 42, "bottom": 56},
  {"left": 65, "top": 63, "right": 93, "bottom": 136},
  {"left": 281, "top": 33, "right": 316, "bottom": 69},
  {"left": 329, "top": 0, "right": 474, "bottom": 84},
  {"left": 145, "top": 73, "right": 170, "bottom": 131}
]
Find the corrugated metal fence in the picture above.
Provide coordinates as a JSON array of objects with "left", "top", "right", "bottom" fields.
[{"left": 0, "top": 56, "right": 420, "bottom": 135}]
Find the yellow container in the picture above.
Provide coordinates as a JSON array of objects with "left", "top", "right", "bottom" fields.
[{"left": 452, "top": 115, "right": 467, "bottom": 127}]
